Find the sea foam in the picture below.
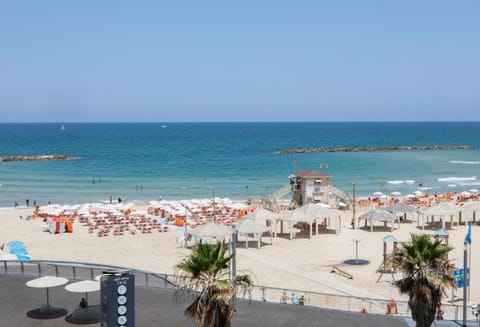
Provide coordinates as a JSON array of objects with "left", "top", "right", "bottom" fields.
[
  {"left": 449, "top": 160, "right": 480, "bottom": 165},
  {"left": 437, "top": 176, "right": 477, "bottom": 182},
  {"left": 387, "top": 180, "right": 404, "bottom": 185}
]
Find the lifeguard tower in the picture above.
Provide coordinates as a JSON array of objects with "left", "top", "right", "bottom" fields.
[{"left": 289, "top": 170, "right": 330, "bottom": 206}]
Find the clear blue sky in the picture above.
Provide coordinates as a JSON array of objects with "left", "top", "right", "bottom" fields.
[{"left": 1, "top": 1, "right": 479, "bottom": 122}]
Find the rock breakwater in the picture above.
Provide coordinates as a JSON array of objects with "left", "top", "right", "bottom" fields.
[
  {"left": 276, "top": 145, "right": 473, "bottom": 154},
  {"left": 0, "top": 154, "right": 73, "bottom": 162}
]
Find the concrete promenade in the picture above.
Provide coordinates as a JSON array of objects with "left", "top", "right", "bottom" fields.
[{"left": 1, "top": 274, "right": 408, "bottom": 327}]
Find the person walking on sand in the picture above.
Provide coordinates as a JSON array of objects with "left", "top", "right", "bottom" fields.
[
  {"left": 280, "top": 291, "right": 288, "bottom": 304},
  {"left": 291, "top": 293, "right": 298, "bottom": 305}
]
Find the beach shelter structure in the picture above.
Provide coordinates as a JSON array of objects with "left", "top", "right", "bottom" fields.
[
  {"left": 244, "top": 208, "right": 282, "bottom": 237},
  {"left": 236, "top": 219, "right": 271, "bottom": 249},
  {"left": 420, "top": 202, "right": 464, "bottom": 229},
  {"left": 461, "top": 201, "right": 480, "bottom": 223},
  {"left": 358, "top": 208, "right": 398, "bottom": 232},
  {"left": 244, "top": 208, "right": 282, "bottom": 222},
  {"left": 281, "top": 204, "right": 341, "bottom": 239},
  {"left": 385, "top": 203, "right": 417, "bottom": 224},
  {"left": 188, "top": 222, "right": 231, "bottom": 243}
]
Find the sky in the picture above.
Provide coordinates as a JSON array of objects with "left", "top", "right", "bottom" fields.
[{"left": 0, "top": 1, "right": 479, "bottom": 122}]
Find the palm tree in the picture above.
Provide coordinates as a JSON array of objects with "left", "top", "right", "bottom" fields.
[
  {"left": 176, "top": 241, "right": 253, "bottom": 327},
  {"left": 393, "top": 233, "right": 455, "bottom": 327}
]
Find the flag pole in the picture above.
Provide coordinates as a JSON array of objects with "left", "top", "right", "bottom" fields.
[
  {"left": 466, "top": 222, "right": 472, "bottom": 301},
  {"left": 463, "top": 241, "right": 468, "bottom": 327}
]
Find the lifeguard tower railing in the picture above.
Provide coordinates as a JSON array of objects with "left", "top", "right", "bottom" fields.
[{"left": 329, "top": 184, "right": 353, "bottom": 208}]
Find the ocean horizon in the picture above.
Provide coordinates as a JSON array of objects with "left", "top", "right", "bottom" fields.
[{"left": 1, "top": 122, "right": 479, "bottom": 208}]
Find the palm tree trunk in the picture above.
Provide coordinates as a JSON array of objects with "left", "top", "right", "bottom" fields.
[{"left": 409, "top": 299, "right": 436, "bottom": 327}]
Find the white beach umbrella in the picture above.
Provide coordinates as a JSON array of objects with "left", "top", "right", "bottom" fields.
[
  {"left": 469, "top": 189, "right": 479, "bottom": 193},
  {"left": 391, "top": 191, "right": 402, "bottom": 196},
  {"left": 373, "top": 191, "right": 384, "bottom": 196}
]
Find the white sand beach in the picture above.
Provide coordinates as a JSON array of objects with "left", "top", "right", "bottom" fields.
[{"left": 1, "top": 199, "right": 478, "bottom": 312}]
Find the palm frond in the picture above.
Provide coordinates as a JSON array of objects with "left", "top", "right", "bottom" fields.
[
  {"left": 175, "top": 240, "right": 253, "bottom": 327},
  {"left": 393, "top": 233, "right": 455, "bottom": 327}
]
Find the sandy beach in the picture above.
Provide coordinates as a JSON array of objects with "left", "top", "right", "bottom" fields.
[{"left": 1, "top": 198, "right": 478, "bottom": 313}]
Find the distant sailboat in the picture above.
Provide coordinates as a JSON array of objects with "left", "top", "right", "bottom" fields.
[
  {"left": 61, "top": 124, "right": 65, "bottom": 131},
  {"left": 161, "top": 125, "right": 167, "bottom": 128}
]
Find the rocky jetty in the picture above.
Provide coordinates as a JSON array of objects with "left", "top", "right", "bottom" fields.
[
  {"left": 0, "top": 154, "right": 73, "bottom": 162},
  {"left": 276, "top": 145, "right": 473, "bottom": 154}
]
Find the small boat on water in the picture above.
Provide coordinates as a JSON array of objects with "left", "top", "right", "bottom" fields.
[{"left": 61, "top": 124, "right": 65, "bottom": 131}]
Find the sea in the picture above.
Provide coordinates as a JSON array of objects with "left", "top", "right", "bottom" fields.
[{"left": 0, "top": 122, "right": 479, "bottom": 208}]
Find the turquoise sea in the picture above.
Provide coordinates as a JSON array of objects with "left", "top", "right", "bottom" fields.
[{"left": 0, "top": 122, "right": 479, "bottom": 207}]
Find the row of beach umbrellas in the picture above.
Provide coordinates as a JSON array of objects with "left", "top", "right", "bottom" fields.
[
  {"left": 188, "top": 200, "right": 480, "bottom": 240},
  {"left": 187, "top": 204, "right": 344, "bottom": 243},
  {"left": 358, "top": 200, "right": 480, "bottom": 232}
]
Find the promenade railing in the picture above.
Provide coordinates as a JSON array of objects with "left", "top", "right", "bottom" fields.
[{"left": 1, "top": 259, "right": 464, "bottom": 320}]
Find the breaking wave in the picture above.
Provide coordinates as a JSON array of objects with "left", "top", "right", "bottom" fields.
[
  {"left": 437, "top": 176, "right": 477, "bottom": 182},
  {"left": 449, "top": 160, "right": 480, "bottom": 165}
]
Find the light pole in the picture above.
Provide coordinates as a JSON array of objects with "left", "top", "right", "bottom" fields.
[
  {"left": 209, "top": 187, "right": 216, "bottom": 222},
  {"left": 231, "top": 224, "right": 237, "bottom": 311},
  {"left": 351, "top": 182, "right": 356, "bottom": 229}
]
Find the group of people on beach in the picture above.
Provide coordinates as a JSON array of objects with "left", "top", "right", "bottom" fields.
[{"left": 280, "top": 291, "right": 305, "bottom": 306}]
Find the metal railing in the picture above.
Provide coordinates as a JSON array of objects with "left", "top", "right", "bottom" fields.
[
  {"left": 248, "top": 284, "right": 462, "bottom": 320},
  {"left": 0, "top": 259, "right": 177, "bottom": 289},
  {"left": 1, "top": 259, "right": 464, "bottom": 321}
]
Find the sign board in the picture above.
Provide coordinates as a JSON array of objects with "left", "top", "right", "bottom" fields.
[
  {"left": 101, "top": 272, "right": 135, "bottom": 327},
  {"left": 454, "top": 268, "right": 470, "bottom": 288}
]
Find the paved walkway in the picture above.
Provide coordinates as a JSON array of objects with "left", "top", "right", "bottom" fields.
[{"left": 0, "top": 274, "right": 408, "bottom": 327}]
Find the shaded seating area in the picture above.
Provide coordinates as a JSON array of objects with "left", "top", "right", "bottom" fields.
[
  {"left": 419, "top": 202, "right": 465, "bottom": 230},
  {"left": 358, "top": 208, "right": 399, "bottom": 232},
  {"left": 236, "top": 219, "right": 272, "bottom": 248},
  {"left": 280, "top": 204, "right": 342, "bottom": 239},
  {"left": 64, "top": 280, "right": 101, "bottom": 324},
  {"left": 26, "top": 276, "right": 69, "bottom": 319}
]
